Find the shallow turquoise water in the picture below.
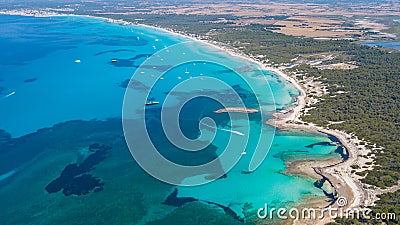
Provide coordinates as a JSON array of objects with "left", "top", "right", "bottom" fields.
[{"left": 0, "top": 15, "right": 341, "bottom": 224}]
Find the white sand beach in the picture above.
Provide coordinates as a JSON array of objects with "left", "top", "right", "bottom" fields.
[{"left": 1, "top": 9, "right": 390, "bottom": 224}]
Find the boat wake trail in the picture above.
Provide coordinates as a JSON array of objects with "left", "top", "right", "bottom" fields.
[{"left": 199, "top": 120, "right": 245, "bottom": 136}]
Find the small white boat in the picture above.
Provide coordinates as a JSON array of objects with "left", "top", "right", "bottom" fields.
[
  {"left": 231, "top": 130, "right": 245, "bottom": 136},
  {"left": 145, "top": 101, "right": 159, "bottom": 106},
  {"left": 74, "top": 59, "right": 81, "bottom": 63},
  {"left": 111, "top": 59, "right": 117, "bottom": 63},
  {"left": 4, "top": 91, "right": 15, "bottom": 98}
]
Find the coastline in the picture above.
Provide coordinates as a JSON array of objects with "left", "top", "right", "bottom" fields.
[
  {"left": 214, "top": 108, "right": 259, "bottom": 114},
  {"left": 125, "top": 15, "right": 375, "bottom": 223},
  {"left": 0, "top": 10, "right": 373, "bottom": 224}
]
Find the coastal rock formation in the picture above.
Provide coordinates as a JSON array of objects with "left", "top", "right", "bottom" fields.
[{"left": 214, "top": 107, "right": 259, "bottom": 114}]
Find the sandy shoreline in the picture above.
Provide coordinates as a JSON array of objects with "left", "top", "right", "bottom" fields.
[
  {"left": 124, "top": 14, "right": 377, "bottom": 223},
  {"left": 1, "top": 10, "right": 377, "bottom": 224},
  {"left": 214, "top": 108, "right": 259, "bottom": 114}
]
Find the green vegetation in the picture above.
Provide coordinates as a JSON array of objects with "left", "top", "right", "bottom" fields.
[
  {"left": 371, "top": 191, "right": 400, "bottom": 225},
  {"left": 351, "top": 165, "right": 361, "bottom": 170},
  {"left": 90, "top": 13, "right": 399, "bottom": 224},
  {"left": 100, "top": 13, "right": 239, "bottom": 35},
  {"left": 299, "top": 49, "right": 400, "bottom": 188}
]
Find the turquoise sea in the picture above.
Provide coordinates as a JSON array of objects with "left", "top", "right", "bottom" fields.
[{"left": 0, "top": 15, "right": 342, "bottom": 224}]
